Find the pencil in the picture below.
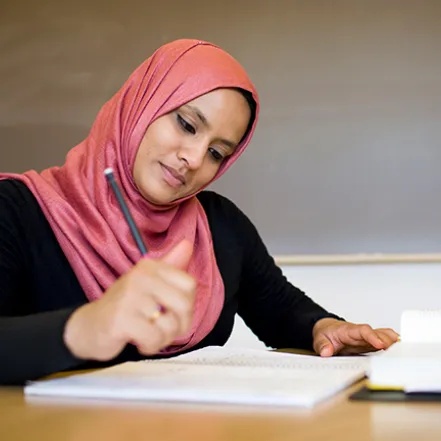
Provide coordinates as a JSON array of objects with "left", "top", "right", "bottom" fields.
[{"left": 104, "top": 168, "right": 148, "bottom": 256}]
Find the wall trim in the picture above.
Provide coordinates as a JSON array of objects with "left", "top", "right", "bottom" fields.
[{"left": 273, "top": 253, "right": 441, "bottom": 266}]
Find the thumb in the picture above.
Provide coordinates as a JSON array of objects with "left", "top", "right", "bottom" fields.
[
  {"left": 161, "top": 239, "right": 193, "bottom": 271},
  {"left": 314, "top": 336, "right": 335, "bottom": 357}
]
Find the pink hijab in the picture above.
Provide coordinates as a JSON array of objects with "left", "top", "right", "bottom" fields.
[{"left": 0, "top": 39, "right": 259, "bottom": 354}]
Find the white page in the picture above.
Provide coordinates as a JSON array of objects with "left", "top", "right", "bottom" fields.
[
  {"left": 401, "top": 309, "right": 441, "bottom": 343},
  {"left": 25, "top": 347, "right": 368, "bottom": 408},
  {"left": 368, "top": 341, "right": 441, "bottom": 389},
  {"left": 149, "top": 346, "right": 370, "bottom": 370},
  {"left": 369, "top": 341, "right": 441, "bottom": 359}
]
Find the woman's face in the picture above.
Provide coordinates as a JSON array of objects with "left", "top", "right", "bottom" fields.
[{"left": 133, "top": 88, "right": 251, "bottom": 205}]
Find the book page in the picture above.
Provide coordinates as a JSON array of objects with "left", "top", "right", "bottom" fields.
[
  {"left": 151, "top": 346, "right": 370, "bottom": 371},
  {"left": 401, "top": 309, "right": 441, "bottom": 343},
  {"left": 25, "top": 347, "right": 368, "bottom": 408},
  {"left": 25, "top": 348, "right": 367, "bottom": 408}
]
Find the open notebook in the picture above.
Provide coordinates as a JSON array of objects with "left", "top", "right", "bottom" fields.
[
  {"left": 368, "top": 309, "right": 441, "bottom": 392},
  {"left": 25, "top": 347, "right": 368, "bottom": 408}
]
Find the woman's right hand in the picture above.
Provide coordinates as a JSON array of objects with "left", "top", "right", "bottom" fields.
[{"left": 63, "top": 240, "right": 196, "bottom": 361}]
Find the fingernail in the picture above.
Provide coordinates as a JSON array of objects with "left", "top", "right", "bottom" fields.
[{"left": 320, "top": 346, "right": 332, "bottom": 356}]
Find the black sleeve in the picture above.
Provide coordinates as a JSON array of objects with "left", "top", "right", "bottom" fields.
[
  {"left": 0, "top": 182, "right": 84, "bottom": 385},
  {"left": 0, "top": 309, "right": 83, "bottom": 385},
  {"left": 232, "top": 202, "right": 343, "bottom": 351}
]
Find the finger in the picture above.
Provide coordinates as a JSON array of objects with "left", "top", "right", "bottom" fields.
[
  {"left": 152, "top": 311, "right": 181, "bottom": 347},
  {"left": 376, "top": 328, "right": 400, "bottom": 342},
  {"left": 375, "top": 330, "right": 396, "bottom": 349},
  {"left": 136, "top": 296, "right": 181, "bottom": 345},
  {"left": 138, "top": 275, "right": 193, "bottom": 335},
  {"left": 313, "top": 335, "right": 335, "bottom": 357},
  {"left": 161, "top": 239, "right": 194, "bottom": 271},
  {"left": 126, "top": 264, "right": 194, "bottom": 336},
  {"left": 127, "top": 317, "right": 165, "bottom": 355},
  {"left": 139, "top": 256, "right": 196, "bottom": 297},
  {"left": 348, "top": 325, "right": 385, "bottom": 349},
  {"left": 155, "top": 263, "right": 197, "bottom": 300}
]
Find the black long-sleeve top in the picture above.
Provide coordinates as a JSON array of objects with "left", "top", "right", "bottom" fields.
[{"left": 0, "top": 179, "right": 340, "bottom": 385}]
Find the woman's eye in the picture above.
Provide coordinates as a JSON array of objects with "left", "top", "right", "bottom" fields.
[
  {"left": 177, "top": 114, "right": 195, "bottom": 134},
  {"left": 209, "top": 148, "right": 224, "bottom": 162}
]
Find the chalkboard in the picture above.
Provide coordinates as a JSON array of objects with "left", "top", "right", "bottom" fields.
[{"left": 1, "top": 0, "right": 440, "bottom": 255}]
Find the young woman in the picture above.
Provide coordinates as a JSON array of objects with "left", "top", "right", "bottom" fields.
[{"left": 0, "top": 39, "right": 398, "bottom": 385}]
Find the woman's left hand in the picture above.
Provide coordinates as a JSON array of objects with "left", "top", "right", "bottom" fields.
[{"left": 312, "top": 318, "right": 399, "bottom": 356}]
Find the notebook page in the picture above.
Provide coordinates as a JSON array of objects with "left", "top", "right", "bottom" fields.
[
  {"left": 25, "top": 353, "right": 366, "bottom": 408},
  {"left": 150, "top": 346, "right": 370, "bottom": 371},
  {"left": 401, "top": 309, "right": 441, "bottom": 343}
]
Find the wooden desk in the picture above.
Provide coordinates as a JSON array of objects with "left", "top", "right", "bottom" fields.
[{"left": 1, "top": 381, "right": 440, "bottom": 441}]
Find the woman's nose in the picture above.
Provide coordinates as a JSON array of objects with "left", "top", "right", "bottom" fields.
[{"left": 178, "top": 141, "right": 207, "bottom": 170}]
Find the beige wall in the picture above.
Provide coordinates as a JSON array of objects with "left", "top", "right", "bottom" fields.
[{"left": 1, "top": 0, "right": 440, "bottom": 254}]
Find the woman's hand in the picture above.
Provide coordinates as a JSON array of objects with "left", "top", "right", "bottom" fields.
[
  {"left": 312, "top": 318, "right": 399, "bottom": 356},
  {"left": 63, "top": 240, "right": 196, "bottom": 361}
]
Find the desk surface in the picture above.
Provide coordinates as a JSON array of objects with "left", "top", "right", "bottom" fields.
[{"left": 1, "top": 381, "right": 440, "bottom": 441}]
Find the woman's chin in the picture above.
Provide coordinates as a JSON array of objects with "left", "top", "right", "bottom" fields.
[
  {"left": 137, "top": 177, "right": 195, "bottom": 206},
  {"left": 139, "top": 186, "right": 181, "bottom": 206}
]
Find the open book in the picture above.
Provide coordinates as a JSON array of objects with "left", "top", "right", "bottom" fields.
[
  {"left": 24, "top": 347, "right": 368, "bottom": 408},
  {"left": 368, "top": 309, "right": 441, "bottom": 392}
]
